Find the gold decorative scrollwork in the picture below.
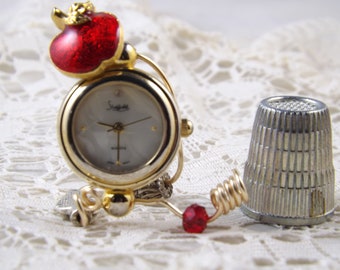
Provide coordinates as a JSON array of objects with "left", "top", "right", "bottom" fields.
[{"left": 73, "top": 186, "right": 102, "bottom": 226}]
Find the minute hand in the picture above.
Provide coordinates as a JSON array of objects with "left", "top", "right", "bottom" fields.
[{"left": 124, "top": 116, "right": 152, "bottom": 127}]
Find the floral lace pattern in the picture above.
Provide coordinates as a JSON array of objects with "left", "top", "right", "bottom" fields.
[{"left": 1, "top": 0, "right": 339, "bottom": 269}]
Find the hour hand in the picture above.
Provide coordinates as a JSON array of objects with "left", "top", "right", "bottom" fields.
[
  {"left": 97, "top": 121, "right": 124, "bottom": 132},
  {"left": 97, "top": 122, "right": 113, "bottom": 128}
]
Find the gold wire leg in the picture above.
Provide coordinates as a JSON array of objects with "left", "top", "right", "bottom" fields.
[
  {"left": 167, "top": 143, "right": 184, "bottom": 185},
  {"left": 135, "top": 198, "right": 183, "bottom": 218},
  {"left": 137, "top": 54, "right": 175, "bottom": 96},
  {"left": 137, "top": 53, "right": 184, "bottom": 185},
  {"left": 137, "top": 169, "right": 248, "bottom": 224}
]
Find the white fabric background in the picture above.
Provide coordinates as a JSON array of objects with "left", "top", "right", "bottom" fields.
[{"left": 1, "top": 0, "right": 339, "bottom": 269}]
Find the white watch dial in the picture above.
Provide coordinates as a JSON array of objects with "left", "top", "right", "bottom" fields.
[{"left": 72, "top": 81, "right": 165, "bottom": 174}]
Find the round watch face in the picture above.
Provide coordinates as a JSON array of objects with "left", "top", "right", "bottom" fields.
[
  {"left": 59, "top": 69, "right": 180, "bottom": 189},
  {"left": 73, "top": 81, "right": 164, "bottom": 174}
]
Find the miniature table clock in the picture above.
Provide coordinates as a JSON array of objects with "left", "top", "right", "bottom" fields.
[{"left": 51, "top": 2, "right": 248, "bottom": 233}]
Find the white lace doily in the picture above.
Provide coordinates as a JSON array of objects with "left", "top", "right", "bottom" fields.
[{"left": 1, "top": 1, "right": 339, "bottom": 269}]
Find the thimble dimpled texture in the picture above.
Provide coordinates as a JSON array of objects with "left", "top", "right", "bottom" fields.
[{"left": 242, "top": 96, "right": 335, "bottom": 225}]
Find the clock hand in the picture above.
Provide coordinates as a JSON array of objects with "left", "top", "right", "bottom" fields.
[
  {"left": 97, "top": 121, "right": 124, "bottom": 132},
  {"left": 116, "top": 130, "right": 121, "bottom": 166},
  {"left": 97, "top": 117, "right": 150, "bottom": 166},
  {"left": 97, "top": 122, "right": 112, "bottom": 128},
  {"left": 97, "top": 117, "right": 151, "bottom": 131},
  {"left": 98, "top": 116, "right": 150, "bottom": 164},
  {"left": 123, "top": 116, "right": 152, "bottom": 127},
  {"left": 97, "top": 122, "right": 124, "bottom": 165}
]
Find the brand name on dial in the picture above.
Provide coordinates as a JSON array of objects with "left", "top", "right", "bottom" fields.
[{"left": 106, "top": 101, "right": 129, "bottom": 112}]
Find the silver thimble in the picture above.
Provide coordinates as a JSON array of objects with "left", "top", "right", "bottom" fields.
[{"left": 241, "top": 96, "right": 335, "bottom": 226}]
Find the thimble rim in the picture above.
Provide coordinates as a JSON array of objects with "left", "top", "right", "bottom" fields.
[
  {"left": 261, "top": 96, "right": 327, "bottom": 113},
  {"left": 241, "top": 204, "right": 334, "bottom": 226}
]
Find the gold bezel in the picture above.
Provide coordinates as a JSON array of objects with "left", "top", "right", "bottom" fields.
[{"left": 58, "top": 69, "right": 181, "bottom": 190}]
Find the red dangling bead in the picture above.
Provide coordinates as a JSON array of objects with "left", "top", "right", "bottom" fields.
[{"left": 182, "top": 204, "right": 209, "bottom": 233}]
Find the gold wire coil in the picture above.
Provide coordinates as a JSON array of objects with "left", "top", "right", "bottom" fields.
[
  {"left": 209, "top": 169, "right": 248, "bottom": 223},
  {"left": 73, "top": 186, "right": 102, "bottom": 226},
  {"left": 78, "top": 186, "right": 102, "bottom": 212}
]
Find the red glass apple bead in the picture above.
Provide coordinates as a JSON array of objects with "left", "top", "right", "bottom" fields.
[
  {"left": 50, "top": 12, "right": 120, "bottom": 75},
  {"left": 182, "top": 204, "right": 209, "bottom": 233}
]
